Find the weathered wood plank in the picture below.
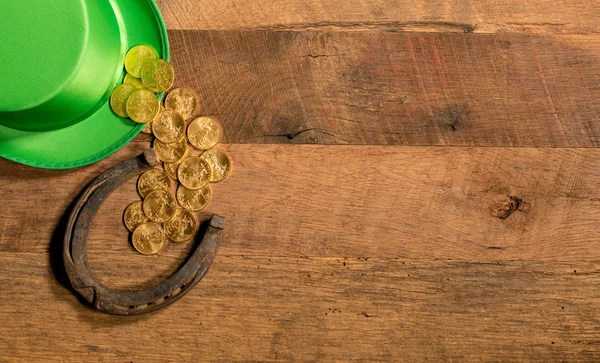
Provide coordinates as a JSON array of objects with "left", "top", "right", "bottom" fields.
[
  {"left": 2, "top": 145, "right": 600, "bottom": 261},
  {"left": 158, "top": 0, "right": 600, "bottom": 34},
  {"left": 167, "top": 30, "right": 600, "bottom": 147},
  {"left": 3, "top": 1, "right": 600, "bottom": 362},
  {"left": 0, "top": 253, "right": 598, "bottom": 362}
]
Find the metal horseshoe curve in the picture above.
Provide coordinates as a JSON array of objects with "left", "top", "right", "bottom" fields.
[{"left": 63, "top": 149, "right": 224, "bottom": 315}]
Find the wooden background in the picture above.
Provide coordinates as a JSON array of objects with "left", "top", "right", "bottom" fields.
[{"left": 2, "top": 0, "right": 600, "bottom": 361}]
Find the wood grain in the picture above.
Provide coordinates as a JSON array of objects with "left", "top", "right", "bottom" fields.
[
  {"left": 2, "top": 145, "right": 600, "bottom": 262},
  {"left": 1, "top": 253, "right": 599, "bottom": 362},
  {"left": 157, "top": 0, "right": 600, "bottom": 34},
  {"left": 168, "top": 30, "right": 600, "bottom": 147},
  {"left": 2, "top": 0, "right": 600, "bottom": 361}
]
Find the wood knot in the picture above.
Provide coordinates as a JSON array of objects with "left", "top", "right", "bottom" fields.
[
  {"left": 436, "top": 103, "right": 471, "bottom": 132},
  {"left": 490, "top": 196, "right": 523, "bottom": 220}
]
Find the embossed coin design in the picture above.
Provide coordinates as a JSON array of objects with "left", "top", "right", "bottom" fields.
[
  {"left": 143, "top": 190, "right": 177, "bottom": 223},
  {"left": 188, "top": 116, "right": 223, "bottom": 150},
  {"left": 126, "top": 89, "right": 160, "bottom": 123},
  {"left": 132, "top": 222, "right": 167, "bottom": 255},
  {"left": 201, "top": 149, "right": 232, "bottom": 182},
  {"left": 163, "top": 209, "right": 198, "bottom": 243},
  {"left": 123, "top": 73, "right": 146, "bottom": 90},
  {"left": 177, "top": 184, "right": 212, "bottom": 212},
  {"left": 178, "top": 156, "right": 212, "bottom": 190},
  {"left": 110, "top": 84, "right": 137, "bottom": 117},
  {"left": 165, "top": 88, "right": 200, "bottom": 120},
  {"left": 141, "top": 58, "right": 174, "bottom": 93},
  {"left": 125, "top": 45, "right": 158, "bottom": 78},
  {"left": 141, "top": 122, "right": 153, "bottom": 134},
  {"left": 163, "top": 148, "right": 190, "bottom": 180},
  {"left": 153, "top": 137, "right": 188, "bottom": 162},
  {"left": 123, "top": 201, "right": 150, "bottom": 232},
  {"left": 152, "top": 110, "right": 186, "bottom": 143},
  {"left": 137, "top": 169, "right": 171, "bottom": 198}
]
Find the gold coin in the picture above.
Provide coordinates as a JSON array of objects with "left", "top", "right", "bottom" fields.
[
  {"left": 152, "top": 109, "right": 186, "bottom": 143},
  {"left": 163, "top": 148, "right": 190, "bottom": 180},
  {"left": 141, "top": 58, "right": 174, "bottom": 93},
  {"left": 141, "top": 104, "right": 165, "bottom": 134},
  {"left": 123, "top": 201, "right": 149, "bottom": 232},
  {"left": 126, "top": 89, "right": 160, "bottom": 123},
  {"left": 125, "top": 45, "right": 157, "bottom": 78},
  {"left": 201, "top": 149, "right": 232, "bottom": 182},
  {"left": 177, "top": 184, "right": 212, "bottom": 212},
  {"left": 123, "top": 73, "right": 146, "bottom": 90},
  {"left": 187, "top": 116, "right": 223, "bottom": 150},
  {"left": 163, "top": 209, "right": 198, "bottom": 243},
  {"left": 141, "top": 121, "right": 153, "bottom": 134},
  {"left": 178, "top": 156, "right": 212, "bottom": 190},
  {"left": 110, "top": 84, "right": 137, "bottom": 117},
  {"left": 143, "top": 190, "right": 177, "bottom": 223},
  {"left": 137, "top": 168, "right": 171, "bottom": 198},
  {"left": 164, "top": 88, "right": 200, "bottom": 120},
  {"left": 132, "top": 222, "right": 167, "bottom": 255},
  {"left": 153, "top": 136, "right": 188, "bottom": 162}
]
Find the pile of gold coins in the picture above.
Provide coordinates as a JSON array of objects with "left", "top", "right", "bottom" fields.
[{"left": 111, "top": 45, "right": 232, "bottom": 255}]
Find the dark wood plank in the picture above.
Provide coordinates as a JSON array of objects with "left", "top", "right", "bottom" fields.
[
  {"left": 158, "top": 0, "right": 600, "bottom": 34},
  {"left": 1, "top": 253, "right": 598, "bottom": 362},
  {"left": 2, "top": 145, "right": 600, "bottom": 262},
  {"left": 168, "top": 30, "right": 600, "bottom": 147}
]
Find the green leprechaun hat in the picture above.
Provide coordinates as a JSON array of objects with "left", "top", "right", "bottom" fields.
[{"left": 0, "top": 0, "right": 169, "bottom": 169}]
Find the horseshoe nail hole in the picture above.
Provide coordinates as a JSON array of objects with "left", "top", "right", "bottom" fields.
[
  {"left": 129, "top": 305, "right": 135, "bottom": 309},
  {"left": 164, "top": 295, "right": 170, "bottom": 300},
  {"left": 181, "top": 284, "right": 186, "bottom": 289},
  {"left": 147, "top": 302, "right": 153, "bottom": 306}
]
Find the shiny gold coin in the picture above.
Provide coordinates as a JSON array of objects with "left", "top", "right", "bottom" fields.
[
  {"left": 141, "top": 58, "right": 174, "bottom": 93},
  {"left": 177, "top": 156, "right": 212, "bottom": 190},
  {"left": 152, "top": 110, "right": 186, "bottom": 143},
  {"left": 187, "top": 116, "right": 223, "bottom": 150},
  {"left": 142, "top": 190, "right": 177, "bottom": 223},
  {"left": 126, "top": 89, "right": 160, "bottom": 123},
  {"left": 142, "top": 104, "right": 166, "bottom": 134},
  {"left": 153, "top": 136, "right": 188, "bottom": 162},
  {"left": 110, "top": 84, "right": 137, "bottom": 117},
  {"left": 124, "top": 73, "right": 146, "bottom": 90},
  {"left": 177, "top": 184, "right": 212, "bottom": 212},
  {"left": 132, "top": 222, "right": 167, "bottom": 255},
  {"left": 163, "top": 148, "right": 190, "bottom": 180},
  {"left": 125, "top": 45, "right": 157, "bottom": 78},
  {"left": 163, "top": 209, "right": 198, "bottom": 243},
  {"left": 141, "top": 121, "right": 153, "bottom": 134},
  {"left": 137, "top": 168, "right": 171, "bottom": 198},
  {"left": 201, "top": 149, "right": 232, "bottom": 182},
  {"left": 123, "top": 201, "right": 149, "bottom": 232},
  {"left": 164, "top": 88, "right": 200, "bottom": 120}
]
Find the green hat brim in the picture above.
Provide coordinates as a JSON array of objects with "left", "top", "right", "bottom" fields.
[{"left": 0, "top": 0, "right": 169, "bottom": 169}]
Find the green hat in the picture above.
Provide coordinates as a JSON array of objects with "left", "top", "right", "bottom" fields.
[{"left": 0, "top": 0, "right": 169, "bottom": 169}]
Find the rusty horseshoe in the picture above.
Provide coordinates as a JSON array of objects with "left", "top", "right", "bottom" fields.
[{"left": 63, "top": 149, "right": 224, "bottom": 315}]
